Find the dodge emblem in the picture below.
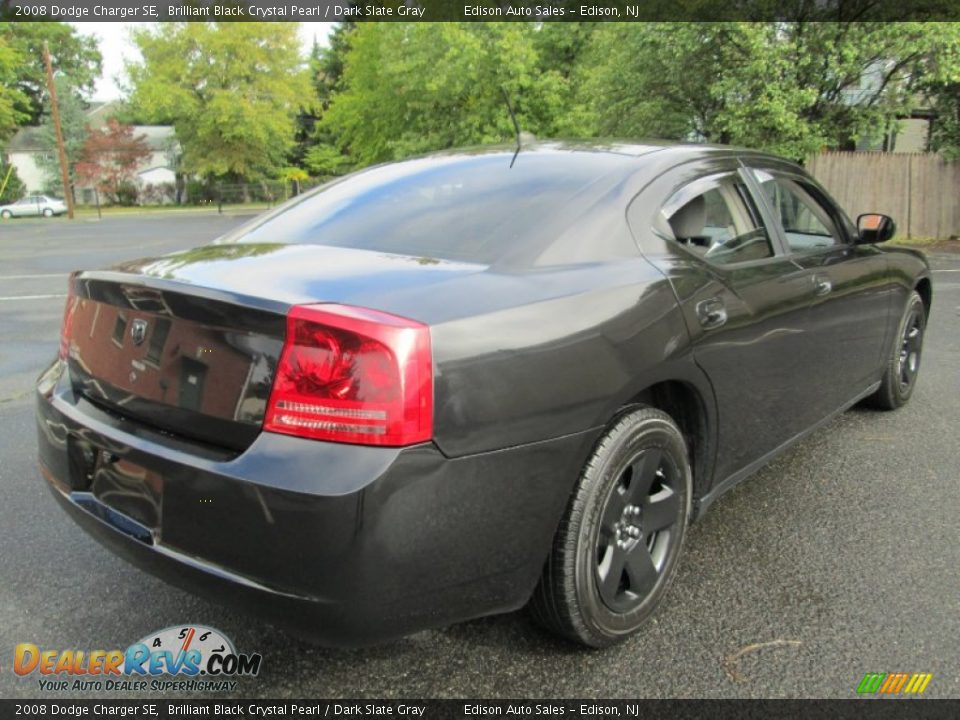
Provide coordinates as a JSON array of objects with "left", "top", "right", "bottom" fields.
[{"left": 130, "top": 319, "right": 149, "bottom": 346}]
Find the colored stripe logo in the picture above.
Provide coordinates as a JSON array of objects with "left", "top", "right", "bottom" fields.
[{"left": 857, "top": 672, "right": 933, "bottom": 695}]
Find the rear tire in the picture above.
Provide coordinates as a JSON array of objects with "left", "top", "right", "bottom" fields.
[
  {"left": 869, "top": 290, "right": 926, "bottom": 410},
  {"left": 531, "top": 407, "right": 691, "bottom": 647},
  {"left": 42, "top": 208, "right": 53, "bottom": 217}
]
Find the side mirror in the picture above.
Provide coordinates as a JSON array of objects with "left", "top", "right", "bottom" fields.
[{"left": 857, "top": 213, "right": 896, "bottom": 244}]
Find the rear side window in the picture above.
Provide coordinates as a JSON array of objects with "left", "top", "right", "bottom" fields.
[
  {"left": 233, "top": 152, "right": 632, "bottom": 264},
  {"left": 750, "top": 170, "right": 843, "bottom": 252},
  {"left": 660, "top": 173, "right": 774, "bottom": 265}
]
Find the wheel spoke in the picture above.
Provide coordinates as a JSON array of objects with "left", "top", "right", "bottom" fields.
[
  {"left": 627, "top": 449, "right": 662, "bottom": 504},
  {"left": 597, "top": 544, "right": 627, "bottom": 606},
  {"left": 623, "top": 543, "right": 659, "bottom": 598},
  {"left": 643, "top": 487, "right": 680, "bottom": 535}
]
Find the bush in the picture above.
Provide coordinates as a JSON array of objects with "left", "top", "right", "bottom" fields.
[
  {"left": 114, "top": 181, "right": 139, "bottom": 206},
  {"left": 185, "top": 179, "right": 216, "bottom": 205},
  {"left": 139, "top": 182, "right": 176, "bottom": 205},
  {"left": 0, "top": 161, "right": 26, "bottom": 203}
]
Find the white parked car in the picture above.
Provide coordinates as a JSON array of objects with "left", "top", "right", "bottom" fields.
[{"left": 0, "top": 195, "right": 68, "bottom": 218}]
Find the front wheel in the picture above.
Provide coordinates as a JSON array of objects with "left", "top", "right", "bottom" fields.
[
  {"left": 869, "top": 290, "right": 926, "bottom": 410},
  {"left": 0, "top": 210, "right": 11, "bottom": 219},
  {"left": 42, "top": 208, "right": 54, "bottom": 217},
  {"left": 530, "top": 407, "right": 691, "bottom": 647}
]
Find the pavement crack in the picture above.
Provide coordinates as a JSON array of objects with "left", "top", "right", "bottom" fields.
[
  {"left": 723, "top": 639, "right": 803, "bottom": 683},
  {"left": 0, "top": 389, "right": 31, "bottom": 404}
]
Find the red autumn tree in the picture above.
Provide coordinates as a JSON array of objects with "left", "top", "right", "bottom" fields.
[{"left": 75, "top": 119, "right": 151, "bottom": 203}]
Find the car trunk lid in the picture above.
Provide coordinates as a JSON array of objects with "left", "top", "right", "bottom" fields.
[{"left": 62, "top": 243, "right": 483, "bottom": 451}]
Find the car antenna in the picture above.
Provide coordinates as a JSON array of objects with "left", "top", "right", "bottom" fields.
[{"left": 501, "top": 87, "right": 522, "bottom": 168}]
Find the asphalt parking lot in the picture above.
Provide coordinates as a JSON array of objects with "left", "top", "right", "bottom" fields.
[{"left": 1, "top": 213, "right": 958, "bottom": 699}]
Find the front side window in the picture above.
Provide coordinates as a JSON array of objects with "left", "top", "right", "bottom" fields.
[
  {"left": 660, "top": 173, "right": 774, "bottom": 265},
  {"left": 750, "top": 170, "right": 842, "bottom": 252}
]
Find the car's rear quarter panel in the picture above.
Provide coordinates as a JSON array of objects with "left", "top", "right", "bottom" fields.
[{"left": 428, "top": 259, "right": 696, "bottom": 458}]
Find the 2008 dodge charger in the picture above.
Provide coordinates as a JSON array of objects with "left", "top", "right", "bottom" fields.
[{"left": 36, "top": 142, "right": 931, "bottom": 647}]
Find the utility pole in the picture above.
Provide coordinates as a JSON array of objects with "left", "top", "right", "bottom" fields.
[{"left": 42, "top": 42, "right": 75, "bottom": 219}]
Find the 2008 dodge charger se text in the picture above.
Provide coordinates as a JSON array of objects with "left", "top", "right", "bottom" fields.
[{"left": 37, "top": 142, "right": 931, "bottom": 647}]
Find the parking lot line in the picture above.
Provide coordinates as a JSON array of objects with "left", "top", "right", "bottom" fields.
[
  {"left": 0, "top": 273, "right": 68, "bottom": 280},
  {"left": 0, "top": 294, "right": 67, "bottom": 301}
]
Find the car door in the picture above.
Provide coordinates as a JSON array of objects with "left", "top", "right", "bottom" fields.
[
  {"left": 14, "top": 197, "right": 36, "bottom": 217},
  {"left": 629, "top": 158, "right": 824, "bottom": 485},
  {"left": 744, "top": 164, "right": 891, "bottom": 418}
]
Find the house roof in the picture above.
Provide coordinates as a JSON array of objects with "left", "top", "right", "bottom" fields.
[
  {"left": 5, "top": 124, "right": 177, "bottom": 155},
  {"left": 5, "top": 126, "right": 46, "bottom": 153},
  {"left": 136, "top": 126, "right": 177, "bottom": 152}
]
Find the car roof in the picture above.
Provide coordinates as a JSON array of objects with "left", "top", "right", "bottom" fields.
[
  {"left": 226, "top": 139, "right": 802, "bottom": 269},
  {"left": 401, "top": 140, "right": 802, "bottom": 193},
  {"left": 421, "top": 138, "right": 792, "bottom": 165}
]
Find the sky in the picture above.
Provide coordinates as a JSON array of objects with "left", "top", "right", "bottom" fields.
[{"left": 70, "top": 22, "right": 336, "bottom": 102}]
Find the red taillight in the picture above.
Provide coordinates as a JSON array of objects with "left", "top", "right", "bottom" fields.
[
  {"left": 264, "top": 304, "right": 433, "bottom": 446},
  {"left": 59, "top": 272, "right": 78, "bottom": 360}
]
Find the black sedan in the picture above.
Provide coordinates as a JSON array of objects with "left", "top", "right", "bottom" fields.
[{"left": 36, "top": 142, "right": 931, "bottom": 647}]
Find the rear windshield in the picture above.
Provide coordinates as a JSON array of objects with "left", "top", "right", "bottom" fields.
[{"left": 233, "top": 151, "right": 632, "bottom": 264}]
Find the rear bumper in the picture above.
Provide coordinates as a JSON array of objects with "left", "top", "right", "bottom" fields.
[{"left": 36, "top": 360, "right": 596, "bottom": 646}]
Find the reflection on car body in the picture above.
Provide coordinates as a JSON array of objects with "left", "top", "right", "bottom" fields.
[{"left": 36, "top": 141, "right": 931, "bottom": 648}]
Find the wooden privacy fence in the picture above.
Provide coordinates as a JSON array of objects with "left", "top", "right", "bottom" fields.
[{"left": 806, "top": 152, "right": 960, "bottom": 240}]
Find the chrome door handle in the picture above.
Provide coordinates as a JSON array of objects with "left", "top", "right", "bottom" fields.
[
  {"left": 813, "top": 274, "right": 832, "bottom": 296},
  {"left": 696, "top": 297, "right": 727, "bottom": 329}
]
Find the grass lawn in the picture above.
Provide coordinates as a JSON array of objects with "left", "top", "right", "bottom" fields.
[{"left": 71, "top": 203, "right": 273, "bottom": 218}]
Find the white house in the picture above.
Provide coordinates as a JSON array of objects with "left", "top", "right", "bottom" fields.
[{"left": 3, "top": 101, "right": 179, "bottom": 203}]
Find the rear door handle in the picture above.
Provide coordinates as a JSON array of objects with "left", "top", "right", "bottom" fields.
[
  {"left": 696, "top": 297, "right": 727, "bottom": 329},
  {"left": 813, "top": 274, "right": 832, "bottom": 296}
]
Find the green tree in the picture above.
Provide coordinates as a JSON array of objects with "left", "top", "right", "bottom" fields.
[
  {"left": 579, "top": 22, "right": 960, "bottom": 159},
  {"left": 312, "top": 21, "right": 355, "bottom": 109},
  {"left": 293, "top": 23, "right": 356, "bottom": 169},
  {"left": 125, "top": 23, "right": 313, "bottom": 182},
  {"left": 0, "top": 22, "right": 101, "bottom": 125},
  {"left": 36, "top": 75, "right": 88, "bottom": 194},
  {"left": 320, "top": 23, "right": 570, "bottom": 167},
  {"left": 0, "top": 157, "right": 25, "bottom": 203},
  {"left": 919, "top": 26, "right": 960, "bottom": 157},
  {"left": 0, "top": 35, "right": 29, "bottom": 140},
  {"left": 929, "top": 84, "right": 960, "bottom": 157}
]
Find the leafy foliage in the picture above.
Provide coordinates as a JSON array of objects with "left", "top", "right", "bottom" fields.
[
  {"left": 0, "top": 157, "right": 25, "bottom": 202},
  {"left": 0, "top": 22, "right": 101, "bottom": 125},
  {"left": 109, "top": 22, "right": 960, "bottom": 178},
  {"left": 75, "top": 119, "right": 151, "bottom": 203},
  {"left": 125, "top": 23, "right": 313, "bottom": 181},
  {"left": 36, "top": 75, "right": 88, "bottom": 192},
  {"left": 0, "top": 35, "right": 29, "bottom": 140},
  {"left": 321, "top": 23, "right": 573, "bottom": 166},
  {"left": 577, "top": 23, "right": 960, "bottom": 159}
]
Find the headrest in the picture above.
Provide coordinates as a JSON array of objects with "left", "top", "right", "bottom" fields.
[{"left": 668, "top": 195, "right": 706, "bottom": 239}]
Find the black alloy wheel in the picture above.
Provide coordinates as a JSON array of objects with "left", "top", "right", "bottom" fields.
[
  {"left": 531, "top": 407, "right": 691, "bottom": 647},
  {"left": 870, "top": 290, "right": 926, "bottom": 410},
  {"left": 897, "top": 304, "right": 924, "bottom": 393},
  {"left": 595, "top": 447, "right": 682, "bottom": 613}
]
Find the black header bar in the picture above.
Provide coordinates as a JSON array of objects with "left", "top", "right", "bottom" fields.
[
  {"left": 3, "top": 0, "right": 960, "bottom": 21},
  {"left": 1, "top": 699, "right": 960, "bottom": 720}
]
